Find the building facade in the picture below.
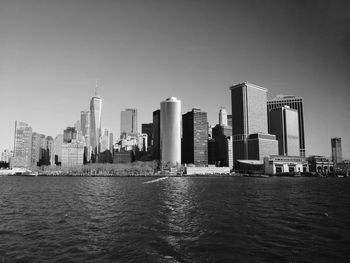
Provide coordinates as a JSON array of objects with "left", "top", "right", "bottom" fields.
[
  {"left": 152, "top": 109, "right": 161, "bottom": 160},
  {"left": 160, "top": 97, "right": 181, "bottom": 166},
  {"left": 219, "top": 107, "right": 228, "bottom": 126},
  {"left": 264, "top": 155, "right": 308, "bottom": 175},
  {"left": 142, "top": 123, "right": 153, "bottom": 148},
  {"left": 267, "top": 95, "right": 305, "bottom": 157},
  {"left": 89, "top": 93, "right": 102, "bottom": 162},
  {"left": 120, "top": 108, "right": 138, "bottom": 138},
  {"left": 269, "top": 106, "right": 300, "bottom": 156},
  {"left": 12, "top": 121, "right": 32, "bottom": 168},
  {"left": 182, "top": 109, "right": 208, "bottom": 166},
  {"left": 230, "top": 82, "right": 278, "bottom": 165},
  {"left": 211, "top": 124, "right": 233, "bottom": 167},
  {"left": 61, "top": 140, "right": 84, "bottom": 167},
  {"left": 331, "top": 137, "right": 342, "bottom": 165}
]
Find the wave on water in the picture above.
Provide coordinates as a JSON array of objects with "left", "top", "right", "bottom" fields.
[{"left": 142, "top": 177, "right": 169, "bottom": 184}]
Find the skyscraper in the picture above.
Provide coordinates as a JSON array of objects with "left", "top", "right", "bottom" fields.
[
  {"left": 12, "top": 120, "right": 32, "bottom": 168},
  {"left": 142, "top": 123, "right": 153, "bottom": 148},
  {"left": 80, "top": 111, "right": 90, "bottom": 137},
  {"left": 267, "top": 95, "right": 305, "bottom": 157},
  {"left": 331, "top": 137, "right": 342, "bottom": 164},
  {"left": 230, "top": 82, "right": 278, "bottom": 164},
  {"left": 120, "top": 109, "right": 138, "bottom": 138},
  {"left": 269, "top": 106, "right": 300, "bottom": 156},
  {"left": 219, "top": 107, "right": 228, "bottom": 126},
  {"left": 152, "top": 110, "right": 161, "bottom": 160},
  {"left": 160, "top": 97, "right": 181, "bottom": 166},
  {"left": 182, "top": 109, "right": 208, "bottom": 166},
  {"left": 90, "top": 91, "right": 102, "bottom": 161}
]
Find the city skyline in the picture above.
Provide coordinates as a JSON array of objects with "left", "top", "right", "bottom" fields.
[{"left": 1, "top": 0, "right": 350, "bottom": 158}]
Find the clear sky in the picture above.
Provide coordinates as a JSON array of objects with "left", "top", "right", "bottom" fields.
[{"left": 1, "top": 0, "right": 349, "bottom": 158}]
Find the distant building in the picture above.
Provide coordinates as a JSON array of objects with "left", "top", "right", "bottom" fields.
[
  {"left": 31, "top": 132, "right": 42, "bottom": 166},
  {"left": 54, "top": 134, "right": 63, "bottom": 165},
  {"left": 182, "top": 109, "right": 208, "bottom": 166},
  {"left": 80, "top": 111, "right": 90, "bottom": 137},
  {"left": 211, "top": 124, "right": 233, "bottom": 168},
  {"left": 307, "top": 156, "right": 334, "bottom": 173},
  {"left": 160, "top": 97, "right": 181, "bottom": 166},
  {"left": 264, "top": 155, "right": 308, "bottom": 175},
  {"left": 152, "top": 109, "right": 161, "bottom": 160},
  {"left": 63, "top": 127, "right": 77, "bottom": 143},
  {"left": 120, "top": 108, "right": 138, "bottom": 138},
  {"left": 90, "top": 91, "right": 102, "bottom": 162},
  {"left": 267, "top": 95, "right": 305, "bottom": 157},
  {"left": 219, "top": 107, "right": 228, "bottom": 126},
  {"left": 230, "top": 82, "right": 278, "bottom": 165},
  {"left": 61, "top": 140, "right": 84, "bottom": 167},
  {"left": 0, "top": 149, "right": 13, "bottom": 163},
  {"left": 331, "top": 137, "right": 342, "bottom": 165},
  {"left": 12, "top": 121, "right": 32, "bottom": 168},
  {"left": 269, "top": 106, "right": 300, "bottom": 156},
  {"left": 113, "top": 150, "right": 134, "bottom": 164},
  {"left": 227, "top": 114, "right": 232, "bottom": 127},
  {"left": 142, "top": 123, "right": 153, "bottom": 148}
]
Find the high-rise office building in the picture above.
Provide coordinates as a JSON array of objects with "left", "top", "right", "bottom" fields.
[
  {"left": 269, "top": 106, "right": 300, "bottom": 156},
  {"left": 54, "top": 134, "right": 63, "bottom": 165},
  {"left": 182, "top": 109, "right": 208, "bottom": 166},
  {"left": 267, "top": 95, "right": 305, "bottom": 157},
  {"left": 230, "top": 82, "right": 278, "bottom": 164},
  {"left": 219, "top": 107, "right": 228, "bottom": 126},
  {"left": 142, "top": 123, "right": 153, "bottom": 148},
  {"left": 211, "top": 124, "right": 233, "bottom": 167},
  {"left": 331, "top": 137, "right": 342, "bottom": 164},
  {"left": 80, "top": 111, "right": 90, "bottom": 137},
  {"left": 0, "top": 149, "right": 13, "bottom": 163},
  {"left": 160, "top": 97, "right": 181, "bottom": 166},
  {"left": 90, "top": 91, "right": 102, "bottom": 161},
  {"left": 61, "top": 140, "right": 84, "bottom": 167},
  {"left": 152, "top": 110, "right": 161, "bottom": 160},
  {"left": 120, "top": 109, "right": 138, "bottom": 138},
  {"left": 227, "top": 114, "right": 232, "bottom": 127},
  {"left": 31, "top": 132, "right": 42, "bottom": 166},
  {"left": 12, "top": 121, "right": 32, "bottom": 168}
]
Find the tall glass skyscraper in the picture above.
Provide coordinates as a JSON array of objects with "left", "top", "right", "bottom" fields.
[
  {"left": 89, "top": 92, "right": 102, "bottom": 161},
  {"left": 331, "top": 137, "right": 342, "bottom": 164},
  {"left": 267, "top": 95, "right": 305, "bottom": 157},
  {"left": 12, "top": 120, "right": 32, "bottom": 168},
  {"left": 120, "top": 109, "right": 138, "bottom": 138}
]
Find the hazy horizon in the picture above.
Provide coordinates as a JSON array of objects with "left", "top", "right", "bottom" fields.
[{"left": 1, "top": 0, "right": 350, "bottom": 158}]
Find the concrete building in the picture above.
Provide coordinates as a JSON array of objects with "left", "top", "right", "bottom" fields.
[
  {"left": 61, "top": 140, "right": 84, "bottom": 167},
  {"left": 264, "top": 155, "right": 308, "bottom": 175},
  {"left": 227, "top": 114, "right": 232, "bottom": 127},
  {"left": 31, "top": 132, "right": 42, "bottom": 166},
  {"left": 219, "top": 107, "right": 228, "bottom": 126},
  {"left": 142, "top": 123, "right": 153, "bottom": 148},
  {"left": 230, "top": 82, "right": 278, "bottom": 165},
  {"left": 211, "top": 124, "right": 233, "bottom": 168},
  {"left": 331, "top": 137, "right": 342, "bottom": 165},
  {"left": 12, "top": 121, "right": 32, "bottom": 168},
  {"left": 63, "top": 127, "right": 77, "bottom": 143},
  {"left": 152, "top": 109, "right": 161, "bottom": 160},
  {"left": 90, "top": 91, "right": 102, "bottom": 162},
  {"left": 267, "top": 95, "right": 306, "bottom": 157},
  {"left": 160, "top": 97, "right": 181, "bottom": 166},
  {"left": 1, "top": 149, "right": 13, "bottom": 163},
  {"left": 54, "top": 134, "right": 63, "bottom": 165},
  {"left": 182, "top": 109, "right": 208, "bottom": 166},
  {"left": 120, "top": 108, "right": 138, "bottom": 138},
  {"left": 307, "top": 156, "right": 334, "bottom": 174},
  {"left": 269, "top": 106, "right": 300, "bottom": 156}
]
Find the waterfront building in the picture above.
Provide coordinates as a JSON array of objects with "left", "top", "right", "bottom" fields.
[
  {"left": 160, "top": 97, "right": 181, "bottom": 166},
  {"left": 269, "top": 106, "right": 300, "bottom": 156},
  {"left": 54, "top": 134, "right": 63, "bottom": 165},
  {"left": 80, "top": 111, "right": 90, "bottom": 137},
  {"left": 113, "top": 150, "right": 134, "bottom": 164},
  {"left": 211, "top": 124, "right": 233, "bottom": 167},
  {"left": 12, "top": 121, "right": 32, "bottom": 168},
  {"left": 47, "top": 136, "right": 55, "bottom": 165},
  {"left": 267, "top": 95, "right": 305, "bottom": 157},
  {"left": 264, "top": 155, "right": 308, "bottom": 175},
  {"left": 182, "top": 109, "right": 208, "bottom": 166},
  {"left": 152, "top": 109, "right": 161, "bottom": 160},
  {"left": 120, "top": 108, "right": 138, "bottom": 138},
  {"left": 61, "top": 140, "right": 84, "bottom": 167},
  {"left": 230, "top": 82, "right": 278, "bottom": 165},
  {"left": 100, "top": 128, "right": 114, "bottom": 153},
  {"left": 90, "top": 90, "right": 102, "bottom": 162},
  {"left": 31, "top": 132, "right": 42, "bottom": 166},
  {"left": 219, "top": 107, "right": 228, "bottom": 126},
  {"left": 331, "top": 137, "right": 342, "bottom": 165},
  {"left": 142, "top": 123, "right": 153, "bottom": 148},
  {"left": 307, "top": 156, "right": 334, "bottom": 173}
]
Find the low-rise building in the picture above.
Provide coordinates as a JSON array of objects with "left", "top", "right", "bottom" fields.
[
  {"left": 264, "top": 155, "right": 308, "bottom": 175},
  {"left": 307, "top": 156, "right": 334, "bottom": 173}
]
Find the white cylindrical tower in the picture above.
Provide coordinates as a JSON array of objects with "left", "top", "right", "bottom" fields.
[{"left": 160, "top": 97, "right": 181, "bottom": 166}]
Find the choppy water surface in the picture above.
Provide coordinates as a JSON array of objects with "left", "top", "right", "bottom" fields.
[{"left": 1, "top": 176, "right": 350, "bottom": 262}]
